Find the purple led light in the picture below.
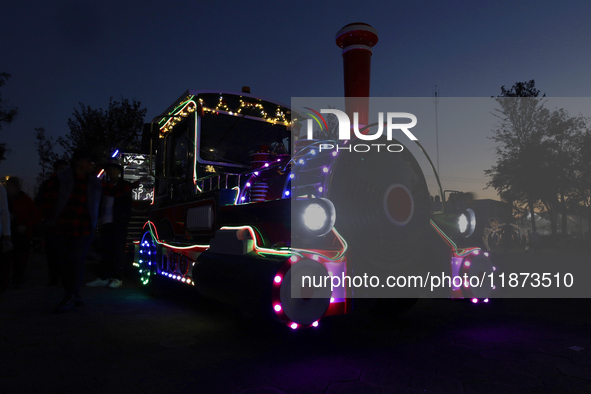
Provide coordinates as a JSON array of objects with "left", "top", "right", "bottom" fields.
[
  {"left": 246, "top": 182, "right": 251, "bottom": 187},
  {"left": 332, "top": 151, "right": 337, "bottom": 157},
  {"left": 290, "top": 323, "right": 298, "bottom": 330},
  {"left": 472, "top": 298, "right": 478, "bottom": 303},
  {"left": 312, "top": 321, "right": 319, "bottom": 327},
  {"left": 264, "top": 163, "right": 269, "bottom": 167},
  {"left": 322, "top": 167, "right": 328, "bottom": 173},
  {"left": 274, "top": 304, "right": 282, "bottom": 312},
  {"left": 484, "top": 298, "right": 489, "bottom": 303},
  {"left": 274, "top": 275, "right": 282, "bottom": 283}
]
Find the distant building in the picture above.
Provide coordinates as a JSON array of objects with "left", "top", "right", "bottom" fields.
[{"left": 522, "top": 211, "right": 589, "bottom": 237}]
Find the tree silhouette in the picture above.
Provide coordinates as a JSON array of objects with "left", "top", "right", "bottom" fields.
[
  {"left": 58, "top": 97, "right": 147, "bottom": 163},
  {"left": 34, "top": 127, "right": 60, "bottom": 187},
  {"left": 573, "top": 125, "right": 591, "bottom": 235},
  {"left": 485, "top": 80, "right": 548, "bottom": 232},
  {"left": 0, "top": 72, "right": 19, "bottom": 162},
  {"left": 543, "top": 109, "right": 586, "bottom": 234},
  {"left": 486, "top": 80, "right": 590, "bottom": 236}
]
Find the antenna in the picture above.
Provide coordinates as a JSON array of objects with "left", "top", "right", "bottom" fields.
[{"left": 434, "top": 85, "right": 439, "bottom": 175}]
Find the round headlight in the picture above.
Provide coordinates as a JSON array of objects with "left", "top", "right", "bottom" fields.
[
  {"left": 303, "top": 203, "right": 327, "bottom": 231},
  {"left": 458, "top": 214, "right": 469, "bottom": 233},
  {"left": 458, "top": 208, "right": 476, "bottom": 237},
  {"left": 294, "top": 198, "right": 336, "bottom": 237}
]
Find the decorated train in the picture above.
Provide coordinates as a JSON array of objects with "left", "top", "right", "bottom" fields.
[{"left": 132, "top": 23, "right": 494, "bottom": 329}]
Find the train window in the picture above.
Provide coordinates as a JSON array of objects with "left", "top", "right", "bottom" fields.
[
  {"left": 199, "top": 113, "right": 290, "bottom": 167},
  {"left": 168, "top": 122, "right": 193, "bottom": 179}
]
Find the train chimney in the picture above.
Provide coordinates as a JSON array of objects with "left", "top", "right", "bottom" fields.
[{"left": 335, "top": 23, "right": 378, "bottom": 128}]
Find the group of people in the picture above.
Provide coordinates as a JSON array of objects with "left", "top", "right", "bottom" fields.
[
  {"left": 0, "top": 175, "right": 41, "bottom": 292},
  {"left": 0, "top": 149, "right": 133, "bottom": 313}
]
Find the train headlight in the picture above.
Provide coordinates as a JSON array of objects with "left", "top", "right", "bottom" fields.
[
  {"left": 295, "top": 198, "right": 336, "bottom": 237},
  {"left": 458, "top": 208, "right": 476, "bottom": 237},
  {"left": 458, "top": 214, "right": 469, "bottom": 233},
  {"left": 303, "top": 203, "right": 327, "bottom": 231}
]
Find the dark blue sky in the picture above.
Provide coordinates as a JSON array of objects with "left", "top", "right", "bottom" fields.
[{"left": 2, "top": 0, "right": 590, "bottom": 198}]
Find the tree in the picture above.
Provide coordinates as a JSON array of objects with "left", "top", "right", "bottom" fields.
[
  {"left": 0, "top": 143, "right": 6, "bottom": 163},
  {"left": 485, "top": 80, "right": 547, "bottom": 232},
  {"left": 543, "top": 109, "right": 586, "bottom": 235},
  {"left": 0, "top": 72, "right": 19, "bottom": 162},
  {"left": 572, "top": 126, "right": 591, "bottom": 236},
  {"left": 0, "top": 73, "right": 18, "bottom": 129},
  {"left": 34, "top": 127, "right": 60, "bottom": 186},
  {"left": 58, "top": 97, "right": 147, "bottom": 162}
]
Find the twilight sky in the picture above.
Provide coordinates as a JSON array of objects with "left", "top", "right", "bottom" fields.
[{"left": 1, "top": 0, "right": 590, "bottom": 199}]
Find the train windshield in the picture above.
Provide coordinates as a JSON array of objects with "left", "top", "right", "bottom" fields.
[{"left": 199, "top": 112, "right": 290, "bottom": 168}]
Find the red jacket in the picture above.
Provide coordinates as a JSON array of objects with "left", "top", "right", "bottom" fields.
[{"left": 8, "top": 191, "right": 42, "bottom": 237}]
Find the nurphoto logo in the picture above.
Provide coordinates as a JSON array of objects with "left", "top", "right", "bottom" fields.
[{"left": 302, "top": 108, "right": 418, "bottom": 153}]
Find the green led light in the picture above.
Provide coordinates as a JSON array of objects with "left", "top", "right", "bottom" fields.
[{"left": 430, "top": 220, "right": 478, "bottom": 257}]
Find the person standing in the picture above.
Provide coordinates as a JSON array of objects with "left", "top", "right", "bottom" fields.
[
  {"left": 4, "top": 176, "right": 42, "bottom": 289},
  {"left": 86, "top": 159, "right": 132, "bottom": 288},
  {"left": 35, "top": 159, "right": 69, "bottom": 285},
  {"left": 0, "top": 182, "right": 12, "bottom": 294},
  {"left": 39, "top": 150, "right": 102, "bottom": 312}
]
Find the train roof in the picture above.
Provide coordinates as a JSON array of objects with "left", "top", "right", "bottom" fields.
[{"left": 161, "top": 89, "right": 292, "bottom": 117}]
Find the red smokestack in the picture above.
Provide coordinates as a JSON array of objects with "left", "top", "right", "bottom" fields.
[{"left": 335, "top": 23, "right": 378, "bottom": 127}]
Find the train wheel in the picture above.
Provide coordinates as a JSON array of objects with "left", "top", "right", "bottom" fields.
[
  {"left": 138, "top": 231, "right": 160, "bottom": 293},
  {"left": 275, "top": 259, "right": 332, "bottom": 326}
]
